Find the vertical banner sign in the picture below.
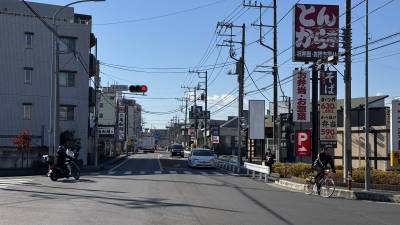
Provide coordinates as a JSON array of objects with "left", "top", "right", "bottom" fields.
[
  {"left": 249, "top": 100, "right": 265, "bottom": 139},
  {"left": 295, "top": 130, "right": 311, "bottom": 156},
  {"left": 117, "top": 103, "right": 126, "bottom": 141},
  {"left": 391, "top": 100, "right": 400, "bottom": 166},
  {"left": 293, "top": 69, "right": 310, "bottom": 122},
  {"left": 319, "top": 70, "right": 337, "bottom": 148},
  {"left": 293, "top": 4, "right": 339, "bottom": 62}
]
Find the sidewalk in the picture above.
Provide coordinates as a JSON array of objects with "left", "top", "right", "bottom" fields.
[{"left": 273, "top": 178, "right": 400, "bottom": 203}]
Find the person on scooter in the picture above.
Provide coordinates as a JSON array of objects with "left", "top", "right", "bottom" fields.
[{"left": 57, "top": 145, "right": 72, "bottom": 176}]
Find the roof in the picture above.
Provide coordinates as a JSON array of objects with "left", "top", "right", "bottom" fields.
[{"left": 337, "top": 95, "right": 388, "bottom": 109}]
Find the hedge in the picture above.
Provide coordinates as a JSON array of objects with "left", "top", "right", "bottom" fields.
[{"left": 272, "top": 163, "right": 400, "bottom": 185}]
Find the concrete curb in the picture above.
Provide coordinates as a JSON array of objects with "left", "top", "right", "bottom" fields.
[{"left": 274, "top": 179, "right": 400, "bottom": 203}]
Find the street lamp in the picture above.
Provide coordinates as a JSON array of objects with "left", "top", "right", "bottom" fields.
[{"left": 51, "top": 0, "right": 105, "bottom": 157}]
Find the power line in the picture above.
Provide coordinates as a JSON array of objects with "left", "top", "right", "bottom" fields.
[
  {"left": 244, "top": 63, "right": 271, "bottom": 102},
  {"left": 95, "top": 0, "right": 229, "bottom": 26}
]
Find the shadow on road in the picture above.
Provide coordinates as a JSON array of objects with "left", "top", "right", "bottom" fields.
[{"left": 0, "top": 188, "right": 239, "bottom": 213}]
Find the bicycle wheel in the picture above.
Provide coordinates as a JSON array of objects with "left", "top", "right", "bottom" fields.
[
  {"left": 321, "top": 178, "right": 335, "bottom": 198},
  {"left": 304, "top": 178, "right": 314, "bottom": 195}
]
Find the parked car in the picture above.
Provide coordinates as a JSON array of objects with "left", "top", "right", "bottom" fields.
[
  {"left": 170, "top": 144, "right": 184, "bottom": 157},
  {"left": 188, "top": 148, "right": 215, "bottom": 168}
]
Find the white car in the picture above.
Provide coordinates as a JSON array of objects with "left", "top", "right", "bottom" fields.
[{"left": 188, "top": 148, "right": 215, "bottom": 168}]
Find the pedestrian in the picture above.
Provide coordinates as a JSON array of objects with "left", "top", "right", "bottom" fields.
[{"left": 265, "top": 148, "right": 275, "bottom": 172}]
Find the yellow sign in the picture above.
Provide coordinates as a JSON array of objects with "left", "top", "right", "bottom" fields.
[{"left": 390, "top": 152, "right": 400, "bottom": 167}]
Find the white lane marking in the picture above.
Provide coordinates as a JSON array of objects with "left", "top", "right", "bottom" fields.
[
  {"left": 0, "top": 179, "right": 32, "bottom": 189},
  {"left": 108, "top": 171, "right": 116, "bottom": 175},
  {"left": 213, "top": 172, "right": 223, "bottom": 176},
  {"left": 200, "top": 172, "right": 208, "bottom": 175},
  {"left": 157, "top": 153, "right": 164, "bottom": 172},
  {"left": 154, "top": 171, "right": 162, "bottom": 174},
  {"left": 108, "top": 157, "right": 130, "bottom": 173},
  {"left": 140, "top": 171, "right": 146, "bottom": 175},
  {"left": 184, "top": 171, "right": 192, "bottom": 174},
  {"left": 169, "top": 171, "right": 177, "bottom": 174},
  {"left": 124, "top": 171, "right": 132, "bottom": 175}
]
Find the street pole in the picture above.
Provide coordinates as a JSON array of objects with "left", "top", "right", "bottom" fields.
[
  {"left": 365, "top": 0, "right": 371, "bottom": 191},
  {"left": 311, "top": 64, "right": 319, "bottom": 162},
  {"left": 204, "top": 71, "right": 208, "bottom": 147},
  {"left": 237, "top": 23, "right": 245, "bottom": 169},
  {"left": 94, "top": 38, "right": 99, "bottom": 167},
  {"left": 344, "top": 0, "right": 353, "bottom": 184},
  {"left": 194, "top": 88, "right": 198, "bottom": 147},
  {"left": 272, "top": 0, "right": 279, "bottom": 161},
  {"left": 184, "top": 96, "right": 188, "bottom": 148}
]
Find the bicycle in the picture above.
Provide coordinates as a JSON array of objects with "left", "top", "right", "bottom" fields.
[{"left": 304, "top": 169, "right": 335, "bottom": 198}]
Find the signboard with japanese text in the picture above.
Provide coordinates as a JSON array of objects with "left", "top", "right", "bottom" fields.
[
  {"left": 319, "top": 70, "right": 337, "bottom": 148},
  {"left": 212, "top": 136, "right": 220, "bottom": 144},
  {"left": 391, "top": 99, "right": 400, "bottom": 154},
  {"left": 116, "top": 102, "right": 126, "bottom": 142},
  {"left": 293, "top": 4, "right": 339, "bottom": 62},
  {"left": 98, "top": 127, "right": 115, "bottom": 136},
  {"left": 295, "top": 130, "right": 311, "bottom": 156},
  {"left": 293, "top": 69, "right": 310, "bottom": 122}
]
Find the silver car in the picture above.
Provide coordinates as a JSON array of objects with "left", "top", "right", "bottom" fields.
[{"left": 188, "top": 148, "right": 215, "bottom": 168}]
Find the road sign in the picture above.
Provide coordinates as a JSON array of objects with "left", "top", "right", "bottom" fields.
[
  {"left": 295, "top": 130, "right": 311, "bottom": 156},
  {"left": 211, "top": 136, "right": 219, "bottom": 144}
]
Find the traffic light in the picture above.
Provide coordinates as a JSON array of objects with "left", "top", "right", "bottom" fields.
[{"left": 129, "top": 85, "right": 148, "bottom": 93}]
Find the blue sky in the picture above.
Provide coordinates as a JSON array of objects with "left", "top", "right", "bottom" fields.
[{"left": 33, "top": 0, "right": 400, "bottom": 128}]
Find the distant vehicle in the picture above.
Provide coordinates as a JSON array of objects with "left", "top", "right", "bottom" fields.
[
  {"left": 188, "top": 148, "right": 215, "bottom": 168},
  {"left": 170, "top": 144, "right": 184, "bottom": 157},
  {"left": 140, "top": 136, "right": 156, "bottom": 153}
]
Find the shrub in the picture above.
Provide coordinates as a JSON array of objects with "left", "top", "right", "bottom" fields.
[{"left": 272, "top": 163, "right": 400, "bottom": 185}]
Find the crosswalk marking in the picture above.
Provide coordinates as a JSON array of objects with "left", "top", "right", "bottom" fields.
[
  {"left": 213, "top": 172, "right": 223, "bottom": 176},
  {"left": 200, "top": 172, "right": 208, "bottom": 175},
  {"left": 154, "top": 171, "right": 162, "bottom": 174},
  {"left": 124, "top": 171, "right": 132, "bottom": 175},
  {"left": 183, "top": 171, "right": 192, "bottom": 174},
  {"left": 108, "top": 171, "right": 116, "bottom": 175},
  {"left": 169, "top": 171, "right": 177, "bottom": 174},
  {"left": 140, "top": 171, "right": 146, "bottom": 175},
  {"left": 0, "top": 178, "right": 32, "bottom": 189}
]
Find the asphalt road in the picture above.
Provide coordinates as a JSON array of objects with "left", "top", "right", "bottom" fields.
[{"left": 0, "top": 151, "right": 398, "bottom": 225}]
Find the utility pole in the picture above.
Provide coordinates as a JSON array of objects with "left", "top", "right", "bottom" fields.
[
  {"left": 94, "top": 38, "right": 100, "bottom": 167},
  {"left": 344, "top": 0, "right": 353, "bottom": 184},
  {"left": 244, "top": 0, "right": 278, "bottom": 160},
  {"left": 184, "top": 96, "right": 188, "bottom": 148},
  {"left": 216, "top": 21, "right": 245, "bottom": 168},
  {"left": 311, "top": 64, "right": 319, "bottom": 163},
  {"left": 364, "top": 0, "right": 371, "bottom": 191},
  {"left": 190, "top": 70, "right": 208, "bottom": 147}
]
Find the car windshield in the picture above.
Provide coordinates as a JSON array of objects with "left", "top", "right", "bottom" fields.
[
  {"left": 172, "top": 145, "right": 183, "bottom": 149},
  {"left": 192, "top": 150, "right": 213, "bottom": 156}
]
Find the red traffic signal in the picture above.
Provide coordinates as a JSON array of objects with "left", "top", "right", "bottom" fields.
[{"left": 129, "top": 85, "right": 148, "bottom": 93}]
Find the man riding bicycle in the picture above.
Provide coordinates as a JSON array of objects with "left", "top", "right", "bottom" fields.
[{"left": 312, "top": 149, "right": 336, "bottom": 195}]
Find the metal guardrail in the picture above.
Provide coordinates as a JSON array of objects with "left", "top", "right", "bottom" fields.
[
  {"left": 215, "top": 158, "right": 240, "bottom": 173},
  {"left": 244, "top": 162, "right": 271, "bottom": 183}
]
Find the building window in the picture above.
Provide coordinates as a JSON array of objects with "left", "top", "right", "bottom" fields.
[
  {"left": 25, "top": 32, "right": 33, "bottom": 49},
  {"left": 24, "top": 67, "right": 33, "bottom": 85},
  {"left": 99, "top": 103, "right": 103, "bottom": 108},
  {"left": 99, "top": 113, "right": 103, "bottom": 118},
  {"left": 59, "top": 37, "right": 76, "bottom": 53},
  {"left": 59, "top": 105, "right": 75, "bottom": 121},
  {"left": 59, "top": 71, "right": 75, "bottom": 87},
  {"left": 23, "top": 103, "right": 32, "bottom": 120}
]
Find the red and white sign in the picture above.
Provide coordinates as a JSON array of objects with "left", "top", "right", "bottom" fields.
[
  {"left": 293, "top": 69, "right": 310, "bottom": 122},
  {"left": 211, "top": 136, "right": 219, "bottom": 144},
  {"left": 293, "top": 4, "right": 339, "bottom": 62},
  {"left": 295, "top": 130, "right": 311, "bottom": 157}
]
